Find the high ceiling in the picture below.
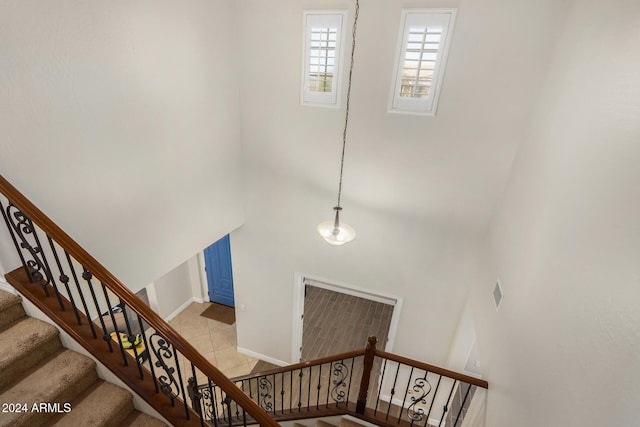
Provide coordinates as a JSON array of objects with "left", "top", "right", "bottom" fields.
[{"left": 238, "top": 0, "right": 570, "bottom": 232}]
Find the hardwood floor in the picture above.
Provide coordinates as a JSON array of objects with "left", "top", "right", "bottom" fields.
[{"left": 302, "top": 285, "right": 394, "bottom": 360}]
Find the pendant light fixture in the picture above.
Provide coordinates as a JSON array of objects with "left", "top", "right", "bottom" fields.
[{"left": 317, "top": 0, "right": 360, "bottom": 246}]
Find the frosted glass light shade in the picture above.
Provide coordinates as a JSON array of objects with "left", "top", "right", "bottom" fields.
[{"left": 317, "top": 221, "right": 356, "bottom": 245}]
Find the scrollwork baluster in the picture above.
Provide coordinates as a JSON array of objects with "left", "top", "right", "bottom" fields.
[
  {"left": 149, "top": 333, "right": 181, "bottom": 404},
  {"left": 407, "top": 375, "right": 432, "bottom": 422},
  {"left": 330, "top": 360, "right": 349, "bottom": 404},
  {"left": 4, "top": 203, "right": 53, "bottom": 295},
  {"left": 258, "top": 376, "right": 273, "bottom": 412}
]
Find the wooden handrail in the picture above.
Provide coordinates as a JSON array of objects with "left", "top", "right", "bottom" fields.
[
  {"left": 231, "top": 349, "right": 367, "bottom": 382},
  {"left": 0, "top": 175, "right": 278, "bottom": 427},
  {"left": 375, "top": 349, "right": 489, "bottom": 389}
]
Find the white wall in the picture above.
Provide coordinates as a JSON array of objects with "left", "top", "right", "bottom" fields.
[
  {"left": 470, "top": 0, "right": 640, "bottom": 425},
  {"left": 152, "top": 259, "right": 194, "bottom": 320},
  {"left": 232, "top": 165, "right": 481, "bottom": 364},
  {"left": 231, "top": 0, "right": 566, "bottom": 365},
  {"left": 0, "top": 0, "right": 244, "bottom": 290}
]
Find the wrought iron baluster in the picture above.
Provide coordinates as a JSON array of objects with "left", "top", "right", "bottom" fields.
[
  {"left": 289, "top": 370, "right": 293, "bottom": 413},
  {"left": 171, "top": 347, "right": 190, "bottom": 420},
  {"left": 149, "top": 333, "right": 180, "bottom": 405},
  {"left": 347, "top": 357, "right": 355, "bottom": 402},
  {"left": 425, "top": 375, "right": 442, "bottom": 427},
  {"left": 28, "top": 222, "right": 64, "bottom": 308},
  {"left": 398, "top": 366, "right": 415, "bottom": 422},
  {"left": 65, "top": 252, "right": 96, "bottom": 338},
  {"left": 438, "top": 380, "right": 458, "bottom": 427},
  {"left": 273, "top": 373, "right": 277, "bottom": 415},
  {"left": 407, "top": 370, "right": 432, "bottom": 424},
  {"left": 231, "top": 400, "right": 240, "bottom": 420},
  {"left": 307, "top": 366, "right": 312, "bottom": 410},
  {"left": 330, "top": 359, "right": 349, "bottom": 404},
  {"left": 137, "top": 314, "right": 158, "bottom": 393},
  {"left": 81, "top": 268, "right": 111, "bottom": 351},
  {"left": 453, "top": 384, "right": 473, "bottom": 427},
  {"left": 281, "top": 370, "right": 285, "bottom": 415},
  {"left": 189, "top": 365, "right": 205, "bottom": 427},
  {"left": 256, "top": 378, "right": 262, "bottom": 408},
  {"left": 316, "top": 364, "right": 322, "bottom": 410},
  {"left": 375, "top": 357, "right": 388, "bottom": 415},
  {"left": 0, "top": 200, "right": 30, "bottom": 279},
  {"left": 208, "top": 380, "right": 218, "bottom": 427},
  {"left": 47, "top": 237, "right": 80, "bottom": 324},
  {"left": 4, "top": 204, "right": 51, "bottom": 292},
  {"left": 325, "top": 362, "right": 331, "bottom": 408},
  {"left": 101, "top": 283, "right": 128, "bottom": 365},
  {"left": 298, "top": 369, "right": 303, "bottom": 411},
  {"left": 118, "top": 298, "right": 143, "bottom": 379},
  {"left": 224, "top": 394, "right": 232, "bottom": 426},
  {"left": 386, "top": 361, "right": 401, "bottom": 420}
]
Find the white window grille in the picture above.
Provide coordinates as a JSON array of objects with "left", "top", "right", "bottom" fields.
[
  {"left": 301, "top": 10, "right": 347, "bottom": 107},
  {"left": 389, "top": 9, "right": 457, "bottom": 115}
]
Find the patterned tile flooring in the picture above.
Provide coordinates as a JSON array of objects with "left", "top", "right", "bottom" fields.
[{"left": 167, "top": 301, "right": 259, "bottom": 379}]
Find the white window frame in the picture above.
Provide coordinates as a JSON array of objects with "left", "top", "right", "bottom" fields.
[
  {"left": 388, "top": 8, "right": 457, "bottom": 116},
  {"left": 301, "top": 10, "right": 348, "bottom": 107}
]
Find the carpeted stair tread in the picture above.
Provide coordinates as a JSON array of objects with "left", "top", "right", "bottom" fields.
[
  {"left": 123, "top": 411, "right": 169, "bottom": 427},
  {"left": 51, "top": 380, "right": 133, "bottom": 427},
  {"left": 339, "top": 418, "right": 367, "bottom": 427},
  {"left": 0, "top": 316, "right": 61, "bottom": 391},
  {"left": 0, "top": 290, "right": 25, "bottom": 329},
  {"left": 0, "top": 349, "right": 97, "bottom": 427},
  {"left": 315, "top": 421, "right": 337, "bottom": 427}
]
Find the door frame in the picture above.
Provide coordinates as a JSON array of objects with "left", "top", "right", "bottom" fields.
[{"left": 291, "top": 272, "right": 403, "bottom": 363}]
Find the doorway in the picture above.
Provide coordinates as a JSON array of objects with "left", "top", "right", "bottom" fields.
[
  {"left": 292, "top": 274, "right": 402, "bottom": 362},
  {"left": 203, "top": 234, "right": 235, "bottom": 308}
]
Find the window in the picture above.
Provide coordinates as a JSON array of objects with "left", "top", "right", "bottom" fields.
[
  {"left": 301, "top": 10, "right": 347, "bottom": 107},
  {"left": 389, "top": 9, "right": 457, "bottom": 115}
]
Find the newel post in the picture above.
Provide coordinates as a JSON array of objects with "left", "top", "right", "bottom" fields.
[{"left": 356, "top": 336, "right": 377, "bottom": 414}]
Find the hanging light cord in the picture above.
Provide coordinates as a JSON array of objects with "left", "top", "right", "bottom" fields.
[{"left": 336, "top": 0, "right": 359, "bottom": 210}]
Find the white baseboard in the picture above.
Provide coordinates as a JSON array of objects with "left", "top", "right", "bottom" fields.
[
  {"left": 236, "top": 346, "right": 289, "bottom": 367},
  {"left": 164, "top": 297, "right": 197, "bottom": 322},
  {"left": 193, "top": 296, "right": 205, "bottom": 304},
  {"left": 0, "top": 278, "right": 17, "bottom": 295}
]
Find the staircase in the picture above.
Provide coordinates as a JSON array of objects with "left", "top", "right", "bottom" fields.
[{"left": 0, "top": 290, "right": 167, "bottom": 427}]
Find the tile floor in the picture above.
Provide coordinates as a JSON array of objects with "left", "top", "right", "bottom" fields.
[{"left": 166, "top": 301, "right": 259, "bottom": 379}]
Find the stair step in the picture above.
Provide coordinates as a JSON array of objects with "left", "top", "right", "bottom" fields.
[
  {"left": 0, "top": 290, "right": 25, "bottom": 329},
  {"left": 0, "top": 349, "right": 97, "bottom": 427},
  {"left": 339, "top": 418, "right": 367, "bottom": 427},
  {"left": 123, "top": 412, "right": 169, "bottom": 426},
  {"left": 51, "top": 380, "right": 134, "bottom": 427},
  {"left": 316, "top": 421, "right": 338, "bottom": 427},
  {"left": 0, "top": 317, "right": 61, "bottom": 391}
]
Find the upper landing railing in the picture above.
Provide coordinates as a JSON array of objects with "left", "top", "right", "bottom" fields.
[{"left": 191, "top": 336, "right": 488, "bottom": 427}]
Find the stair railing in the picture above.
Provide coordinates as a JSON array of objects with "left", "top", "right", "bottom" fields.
[
  {"left": 191, "top": 350, "right": 366, "bottom": 424},
  {"left": 0, "top": 175, "right": 278, "bottom": 427},
  {"left": 194, "top": 337, "right": 489, "bottom": 427}
]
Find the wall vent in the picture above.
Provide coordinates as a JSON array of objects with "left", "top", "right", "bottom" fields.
[{"left": 493, "top": 279, "right": 503, "bottom": 310}]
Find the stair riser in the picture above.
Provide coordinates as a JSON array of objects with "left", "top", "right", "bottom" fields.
[
  {"left": 0, "top": 333, "right": 61, "bottom": 391},
  {"left": 0, "top": 302, "right": 25, "bottom": 329},
  {"left": 0, "top": 359, "right": 98, "bottom": 427}
]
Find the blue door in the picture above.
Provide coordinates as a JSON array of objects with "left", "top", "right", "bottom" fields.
[{"left": 204, "top": 234, "right": 235, "bottom": 308}]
